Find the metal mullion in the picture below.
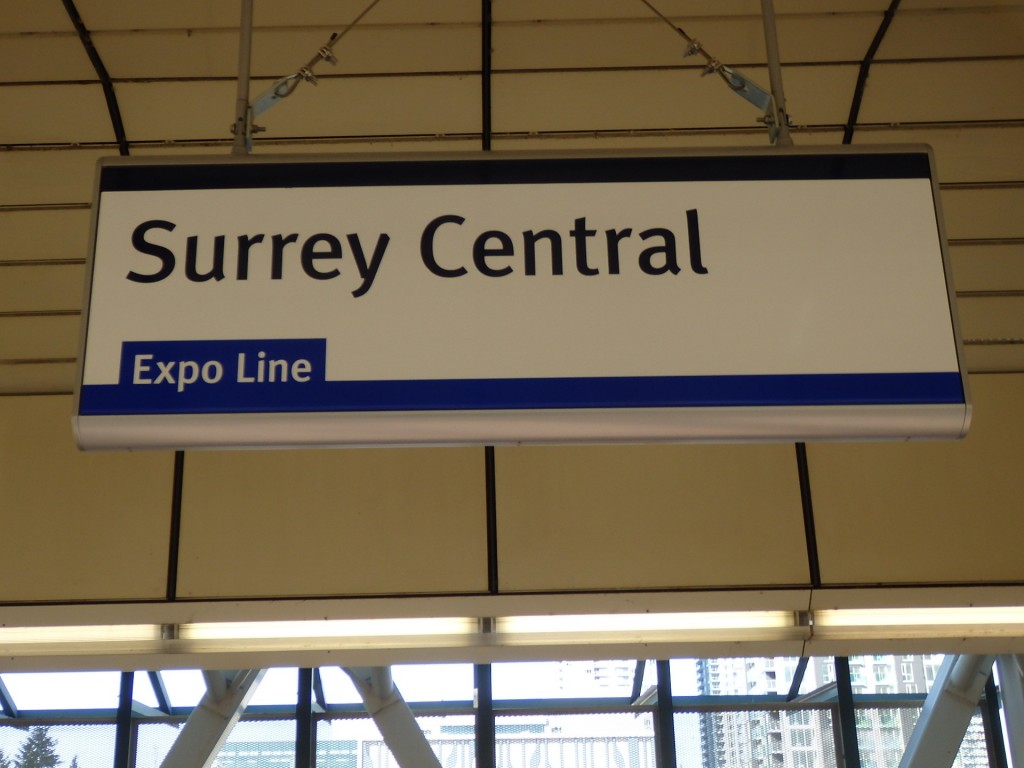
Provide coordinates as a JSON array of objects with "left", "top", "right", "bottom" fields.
[
  {"left": 834, "top": 657, "right": 861, "bottom": 768},
  {"left": 296, "top": 668, "right": 315, "bottom": 768},
  {"left": 475, "top": 664, "right": 495, "bottom": 768},
  {"left": 654, "top": 661, "right": 677, "bottom": 768},
  {"left": 982, "top": 675, "right": 1010, "bottom": 768},
  {"left": 113, "top": 672, "right": 135, "bottom": 768}
]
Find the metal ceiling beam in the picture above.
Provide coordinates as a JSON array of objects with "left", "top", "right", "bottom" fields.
[
  {"left": 481, "top": 0, "right": 493, "bottom": 150},
  {"left": 843, "top": 0, "right": 901, "bottom": 144},
  {"left": 60, "top": 0, "right": 130, "bottom": 156},
  {"left": 160, "top": 669, "right": 266, "bottom": 768},
  {"left": 343, "top": 666, "right": 442, "bottom": 768},
  {"left": 899, "top": 654, "right": 995, "bottom": 768},
  {"left": 113, "top": 672, "right": 135, "bottom": 768},
  {"left": 296, "top": 669, "right": 315, "bottom": 768},
  {"left": 834, "top": 657, "right": 861, "bottom": 768}
]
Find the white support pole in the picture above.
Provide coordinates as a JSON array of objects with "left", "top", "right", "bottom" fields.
[
  {"left": 231, "top": 0, "right": 254, "bottom": 155},
  {"left": 996, "top": 655, "right": 1024, "bottom": 767},
  {"left": 343, "top": 666, "right": 443, "bottom": 768},
  {"left": 899, "top": 655, "right": 995, "bottom": 768},
  {"left": 760, "top": 0, "right": 793, "bottom": 145},
  {"left": 161, "top": 669, "right": 266, "bottom": 768}
]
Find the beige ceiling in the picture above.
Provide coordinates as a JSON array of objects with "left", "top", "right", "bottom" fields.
[{"left": 2, "top": 0, "right": 1023, "bottom": 394}]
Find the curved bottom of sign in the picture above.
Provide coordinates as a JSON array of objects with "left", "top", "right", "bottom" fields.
[{"left": 74, "top": 403, "right": 970, "bottom": 451}]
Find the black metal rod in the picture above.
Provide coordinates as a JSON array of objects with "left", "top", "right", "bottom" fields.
[
  {"left": 61, "top": 0, "right": 130, "bottom": 156},
  {"left": 795, "top": 443, "right": 822, "bottom": 588},
  {"left": 631, "top": 659, "right": 647, "bottom": 703},
  {"left": 787, "top": 657, "right": 810, "bottom": 701},
  {"left": 296, "top": 668, "right": 315, "bottom": 768},
  {"left": 113, "top": 672, "right": 135, "bottom": 768},
  {"left": 843, "top": 0, "right": 901, "bottom": 144},
  {"left": 166, "top": 450, "right": 185, "bottom": 601},
  {"left": 481, "top": 0, "right": 492, "bottom": 150},
  {"left": 313, "top": 669, "right": 328, "bottom": 712},
  {"left": 485, "top": 446, "right": 499, "bottom": 594},
  {"left": 654, "top": 661, "right": 677, "bottom": 768},
  {"left": 982, "top": 674, "right": 1010, "bottom": 768},
  {"left": 475, "top": 664, "right": 496, "bottom": 768},
  {"left": 0, "top": 676, "right": 18, "bottom": 718},
  {"left": 148, "top": 671, "right": 172, "bottom": 715},
  {"left": 834, "top": 657, "right": 861, "bottom": 768}
]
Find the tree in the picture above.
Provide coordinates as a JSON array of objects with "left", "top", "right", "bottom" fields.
[
  {"left": 14, "top": 727, "right": 60, "bottom": 768},
  {"left": 0, "top": 747, "right": 13, "bottom": 768}
]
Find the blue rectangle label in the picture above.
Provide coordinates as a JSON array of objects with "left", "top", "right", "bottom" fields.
[{"left": 78, "top": 337, "right": 965, "bottom": 417}]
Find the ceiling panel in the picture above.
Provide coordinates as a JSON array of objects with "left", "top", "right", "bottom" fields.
[
  {"left": 0, "top": 208, "right": 93, "bottom": 263},
  {"left": 0, "top": 2, "right": 74, "bottom": 34},
  {"left": 941, "top": 186, "right": 1024, "bottom": 240},
  {"left": 94, "top": 24, "right": 479, "bottom": 80},
  {"left": 950, "top": 243, "right": 1024, "bottom": 292},
  {"left": 858, "top": 60, "right": 1024, "bottom": 124},
  {"left": 492, "top": 1, "right": 895, "bottom": 22},
  {"left": 250, "top": 74, "right": 482, "bottom": 139},
  {"left": 957, "top": 296, "right": 1024, "bottom": 341},
  {"left": 0, "top": 150, "right": 105, "bottom": 206},
  {"left": 880, "top": 7, "right": 1024, "bottom": 58},
  {"left": 0, "top": 315, "right": 80, "bottom": 361},
  {"left": 493, "top": 65, "right": 857, "bottom": 133},
  {"left": 0, "top": 33, "right": 95, "bottom": 83},
  {"left": 856, "top": 126, "right": 1024, "bottom": 184},
  {"left": 0, "top": 264, "right": 84, "bottom": 314},
  {"left": 0, "top": 84, "right": 115, "bottom": 145},
  {"left": 0, "top": 361, "right": 75, "bottom": 395},
  {"left": 963, "top": 345, "right": 1024, "bottom": 373},
  {"left": 74, "top": 0, "right": 480, "bottom": 30}
]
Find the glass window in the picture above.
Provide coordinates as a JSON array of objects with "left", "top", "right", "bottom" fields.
[
  {"left": 391, "top": 663, "right": 474, "bottom": 703},
  {"left": 248, "top": 667, "right": 303, "bottom": 706},
  {"left": 0, "top": 672, "right": 122, "bottom": 710},
  {"left": 493, "top": 660, "right": 634, "bottom": 700},
  {"left": 790, "top": 729, "right": 813, "bottom": 748},
  {"left": 158, "top": 670, "right": 206, "bottom": 708},
  {"left": 787, "top": 710, "right": 811, "bottom": 726}
]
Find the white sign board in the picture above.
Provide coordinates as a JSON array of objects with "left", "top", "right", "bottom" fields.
[{"left": 74, "top": 148, "right": 969, "bottom": 449}]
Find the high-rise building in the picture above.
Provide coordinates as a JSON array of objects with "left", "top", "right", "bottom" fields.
[{"left": 695, "top": 655, "right": 987, "bottom": 768}]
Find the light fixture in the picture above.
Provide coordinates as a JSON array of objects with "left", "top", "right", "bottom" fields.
[
  {"left": 495, "top": 611, "right": 802, "bottom": 645},
  {"left": 0, "top": 624, "right": 162, "bottom": 646},
  {"left": 178, "top": 617, "right": 477, "bottom": 642},
  {"left": 813, "top": 606, "right": 1024, "bottom": 639}
]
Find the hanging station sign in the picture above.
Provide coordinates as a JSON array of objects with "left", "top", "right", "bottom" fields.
[{"left": 74, "top": 148, "right": 969, "bottom": 449}]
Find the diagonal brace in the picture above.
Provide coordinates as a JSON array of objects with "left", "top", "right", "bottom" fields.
[
  {"left": 343, "top": 666, "right": 442, "bottom": 768},
  {"left": 161, "top": 669, "right": 266, "bottom": 768}
]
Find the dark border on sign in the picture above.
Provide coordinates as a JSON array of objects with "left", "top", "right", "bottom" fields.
[{"left": 99, "top": 153, "right": 932, "bottom": 192}]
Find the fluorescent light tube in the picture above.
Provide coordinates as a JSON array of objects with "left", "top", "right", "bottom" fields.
[
  {"left": 816, "top": 606, "right": 1024, "bottom": 629},
  {"left": 497, "top": 611, "right": 796, "bottom": 635},
  {"left": 0, "top": 624, "right": 162, "bottom": 645},
  {"left": 178, "top": 617, "right": 477, "bottom": 641}
]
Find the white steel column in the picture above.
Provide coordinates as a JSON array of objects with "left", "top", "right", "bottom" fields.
[
  {"left": 899, "top": 655, "right": 995, "bottom": 768},
  {"left": 343, "top": 666, "right": 443, "bottom": 768},
  {"left": 161, "top": 669, "right": 266, "bottom": 768},
  {"left": 996, "top": 655, "right": 1024, "bottom": 767}
]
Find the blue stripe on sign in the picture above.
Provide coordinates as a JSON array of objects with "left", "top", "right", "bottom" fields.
[{"left": 78, "top": 371, "right": 965, "bottom": 416}]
